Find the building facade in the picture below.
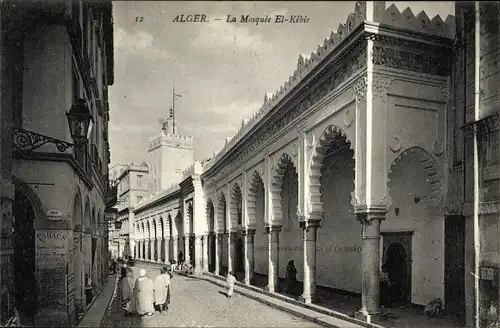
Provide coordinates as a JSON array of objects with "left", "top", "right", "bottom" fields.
[
  {"left": 453, "top": 2, "right": 500, "bottom": 327},
  {"left": 124, "top": 1, "right": 499, "bottom": 327},
  {"left": 0, "top": 0, "right": 114, "bottom": 326},
  {"left": 113, "top": 163, "right": 149, "bottom": 258},
  {"left": 133, "top": 162, "right": 204, "bottom": 267}
]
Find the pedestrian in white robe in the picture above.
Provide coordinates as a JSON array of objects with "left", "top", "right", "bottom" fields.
[
  {"left": 226, "top": 271, "right": 236, "bottom": 299},
  {"left": 153, "top": 267, "right": 171, "bottom": 314}
]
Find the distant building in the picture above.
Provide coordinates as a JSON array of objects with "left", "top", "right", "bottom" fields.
[
  {"left": 148, "top": 116, "right": 194, "bottom": 193},
  {"left": 112, "top": 163, "right": 149, "bottom": 258}
]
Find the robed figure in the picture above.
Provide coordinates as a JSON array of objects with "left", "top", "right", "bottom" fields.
[
  {"left": 130, "top": 269, "right": 155, "bottom": 316},
  {"left": 153, "top": 267, "right": 172, "bottom": 313},
  {"left": 285, "top": 260, "right": 298, "bottom": 294},
  {"left": 121, "top": 268, "right": 135, "bottom": 316}
]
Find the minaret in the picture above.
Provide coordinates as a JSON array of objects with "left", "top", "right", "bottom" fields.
[
  {"left": 161, "top": 85, "right": 182, "bottom": 135},
  {"left": 148, "top": 85, "right": 193, "bottom": 193}
]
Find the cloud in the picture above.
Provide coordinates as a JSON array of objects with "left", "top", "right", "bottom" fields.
[
  {"left": 115, "top": 28, "right": 175, "bottom": 61},
  {"left": 110, "top": 123, "right": 155, "bottom": 133},
  {"left": 191, "top": 21, "right": 273, "bottom": 53}
]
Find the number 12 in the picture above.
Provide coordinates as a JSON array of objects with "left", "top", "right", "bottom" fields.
[{"left": 135, "top": 16, "right": 144, "bottom": 22}]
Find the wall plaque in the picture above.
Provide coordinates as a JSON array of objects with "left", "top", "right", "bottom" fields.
[
  {"left": 484, "top": 165, "right": 500, "bottom": 181},
  {"left": 46, "top": 210, "right": 64, "bottom": 220}
]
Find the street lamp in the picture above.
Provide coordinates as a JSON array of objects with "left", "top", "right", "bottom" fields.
[{"left": 13, "top": 99, "right": 94, "bottom": 152}]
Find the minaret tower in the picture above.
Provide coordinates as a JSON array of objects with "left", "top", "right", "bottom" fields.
[
  {"left": 162, "top": 85, "right": 182, "bottom": 135},
  {"left": 148, "top": 84, "right": 194, "bottom": 193}
]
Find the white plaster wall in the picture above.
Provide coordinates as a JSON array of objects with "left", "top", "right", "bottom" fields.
[
  {"left": 385, "top": 153, "right": 445, "bottom": 306},
  {"left": 148, "top": 148, "right": 162, "bottom": 193},
  {"left": 278, "top": 167, "right": 302, "bottom": 280},
  {"left": 161, "top": 146, "right": 194, "bottom": 190},
  {"left": 253, "top": 184, "right": 268, "bottom": 275},
  {"left": 317, "top": 147, "right": 361, "bottom": 293}
]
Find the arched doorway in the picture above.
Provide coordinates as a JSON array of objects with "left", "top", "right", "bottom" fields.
[
  {"left": 384, "top": 240, "right": 411, "bottom": 306},
  {"left": 235, "top": 237, "right": 244, "bottom": 276},
  {"left": 12, "top": 190, "right": 37, "bottom": 324},
  {"left": 207, "top": 201, "right": 216, "bottom": 272},
  {"left": 218, "top": 193, "right": 228, "bottom": 274},
  {"left": 160, "top": 218, "right": 165, "bottom": 262},
  {"left": 188, "top": 204, "right": 194, "bottom": 266},
  {"left": 72, "top": 192, "right": 83, "bottom": 315},
  {"left": 248, "top": 171, "right": 266, "bottom": 288}
]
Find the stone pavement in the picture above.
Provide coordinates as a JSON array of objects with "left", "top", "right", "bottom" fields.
[
  {"left": 195, "top": 273, "right": 371, "bottom": 328},
  {"left": 78, "top": 274, "right": 119, "bottom": 328},
  {"left": 102, "top": 265, "right": 326, "bottom": 328}
]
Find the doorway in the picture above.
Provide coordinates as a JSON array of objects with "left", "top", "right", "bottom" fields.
[
  {"left": 382, "top": 232, "right": 412, "bottom": 306},
  {"left": 444, "top": 215, "right": 465, "bottom": 321},
  {"left": 189, "top": 236, "right": 195, "bottom": 266},
  {"left": 209, "top": 234, "right": 216, "bottom": 272},
  {"left": 235, "top": 237, "right": 244, "bottom": 275},
  {"left": 12, "top": 190, "right": 37, "bottom": 324}
]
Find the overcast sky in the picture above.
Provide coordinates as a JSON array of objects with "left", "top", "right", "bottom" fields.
[{"left": 108, "top": 1, "right": 455, "bottom": 167}]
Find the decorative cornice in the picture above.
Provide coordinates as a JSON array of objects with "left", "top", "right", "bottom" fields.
[
  {"left": 380, "top": 4, "right": 455, "bottom": 39},
  {"left": 202, "top": 4, "right": 369, "bottom": 176},
  {"left": 353, "top": 76, "right": 368, "bottom": 102},
  {"left": 372, "top": 38, "right": 451, "bottom": 77},
  {"left": 201, "top": 4, "right": 455, "bottom": 187},
  {"left": 461, "top": 113, "right": 500, "bottom": 139},
  {"left": 205, "top": 41, "right": 367, "bottom": 184}
]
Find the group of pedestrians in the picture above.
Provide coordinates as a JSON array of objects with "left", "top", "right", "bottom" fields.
[{"left": 120, "top": 266, "right": 173, "bottom": 317}]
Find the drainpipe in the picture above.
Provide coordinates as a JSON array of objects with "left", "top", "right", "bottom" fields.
[{"left": 473, "top": 2, "right": 481, "bottom": 328}]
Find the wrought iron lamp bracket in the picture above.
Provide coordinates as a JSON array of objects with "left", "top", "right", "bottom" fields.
[{"left": 13, "top": 127, "right": 86, "bottom": 153}]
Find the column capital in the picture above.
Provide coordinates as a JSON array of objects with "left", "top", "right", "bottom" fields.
[
  {"left": 299, "top": 220, "right": 321, "bottom": 231},
  {"left": 356, "top": 212, "right": 384, "bottom": 239},
  {"left": 265, "top": 225, "right": 282, "bottom": 234},
  {"left": 243, "top": 228, "right": 256, "bottom": 236},
  {"left": 355, "top": 211, "right": 386, "bottom": 225}
]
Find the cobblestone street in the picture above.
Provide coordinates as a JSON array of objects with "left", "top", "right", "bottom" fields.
[{"left": 102, "top": 266, "right": 322, "bottom": 327}]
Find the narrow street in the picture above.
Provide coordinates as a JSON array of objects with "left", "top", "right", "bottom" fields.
[{"left": 102, "top": 266, "right": 322, "bottom": 327}]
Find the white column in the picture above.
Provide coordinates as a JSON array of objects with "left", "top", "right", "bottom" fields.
[
  {"left": 184, "top": 235, "right": 190, "bottom": 265},
  {"left": 355, "top": 212, "right": 385, "bottom": 322},
  {"left": 194, "top": 235, "right": 203, "bottom": 274},
  {"left": 227, "top": 231, "right": 235, "bottom": 273},
  {"left": 244, "top": 229, "right": 256, "bottom": 285},
  {"left": 202, "top": 234, "right": 209, "bottom": 272},
  {"left": 214, "top": 232, "right": 221, "bottom": 274},
  {"left": 299, "top": 220, "right": 320, "bottom": 304},
  {"left": 265, "top": 225, "right": 281, "bottom": 292},
  {"left": 156, "top": 238, "right": 162, "bottom": 262},
  {"left": 172, "top": 236, "right": 178, "bottom": 264},
  {"left": 128, "top": 211, "right": 135, "bottom": 259}
]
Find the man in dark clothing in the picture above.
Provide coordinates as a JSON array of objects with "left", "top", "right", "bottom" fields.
[
  {"left": 121, "top": 263, "right": 128, "bottom": 279},
  {"left": 178, "top": 251, "right": 184, "bottom": 271}
]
